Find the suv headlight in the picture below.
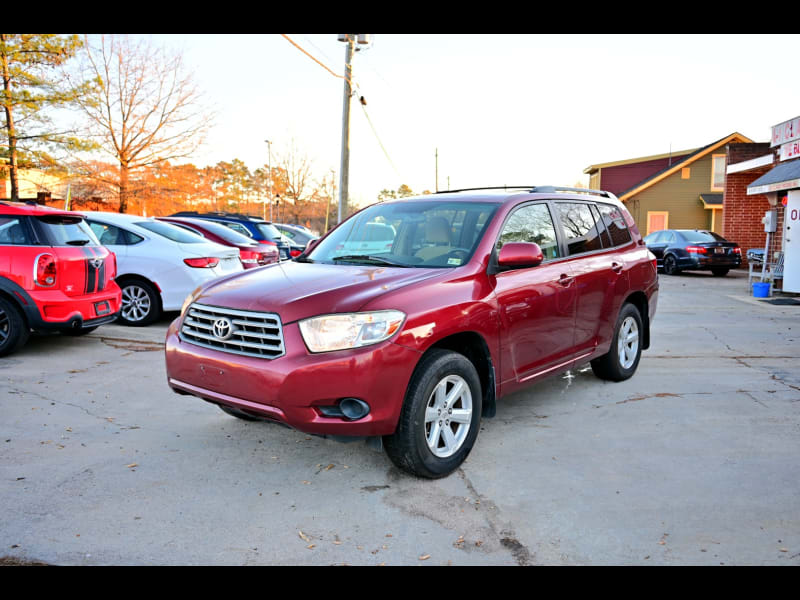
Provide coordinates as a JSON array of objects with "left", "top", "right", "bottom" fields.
[{"left": 298, "top": 310, "right": 406, "bottom": 353}]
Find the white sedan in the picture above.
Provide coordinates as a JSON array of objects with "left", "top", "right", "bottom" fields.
[{"left": 82, "top": 212, "right": 243, "bottom": 326}]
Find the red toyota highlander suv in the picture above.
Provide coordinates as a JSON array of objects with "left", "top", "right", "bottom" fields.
[
  {"left": 0, "top": 202, "right": 122, "bottom": 356},
  {"left": 165, "top": 187, "right": 658, "bottom": 478}
]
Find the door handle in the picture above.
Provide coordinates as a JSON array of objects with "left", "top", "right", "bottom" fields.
[
  {"left": 558, "top": 274, "right": 574, "bottom": 287},
  {"left": 611, "top": 262, "right": 624, "bottom": 274}
]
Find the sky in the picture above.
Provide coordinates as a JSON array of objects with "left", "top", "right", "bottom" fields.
[{"left": 142, "top": 33, "right": 800, "bottom": 209}]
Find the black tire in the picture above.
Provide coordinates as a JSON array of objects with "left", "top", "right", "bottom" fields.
[
  {"left": 711, "top": 268, "right": 729, "bottom": 277},
  {"left": 218, "top": 404, "right": 265, "bottom": 421},
  {"left": 590, "top": 303, "right": 643, "bottom": 382},
  {"left": 383, "top": 349, "right": 482, "bottom": 479},
  {"left": 0, "top": 296, "right": 30, "bottom": 357},
  {"left": 118, "top": 279, "right": 161, "bottom": 326},
  {"left": 663, "top": 254, "right": 680, "bottom": 275}
]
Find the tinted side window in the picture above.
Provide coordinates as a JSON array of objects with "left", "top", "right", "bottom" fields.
[
  {"left": 498, "top": 203, "right": 560, "bottom": 260},
  {"left": 555, "top": 202, "right": 603, "bottom": 256},
  {"left": 0, "top": 216, "right": 32, "bottom": 245},
  {"left": 88, "top": 222, "right": 144, "bottom": 245},
  {"left": 597, "top": 203, "right": 632, "bottom": 246},
  {"left": 590, "top": 204, "right": 612, "bottom": 248}
]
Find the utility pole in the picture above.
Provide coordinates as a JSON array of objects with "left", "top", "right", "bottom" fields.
[
  {"left": 265, "top": 139, "right": 273, "bottom": 221},
  {"left": 337, "top": 34, "right": 370, "bottom": 225},
  {"left": 435, "top": 148, "right": 439, "bottom": 192}
]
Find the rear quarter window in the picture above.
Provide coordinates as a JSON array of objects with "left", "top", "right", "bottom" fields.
[{"left": 596, "top": 203, "right": 632, "bottom": 247}]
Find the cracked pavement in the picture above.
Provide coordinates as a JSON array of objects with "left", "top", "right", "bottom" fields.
[{"left": 1, "top": 269, "right": 799, "bottom": 565}]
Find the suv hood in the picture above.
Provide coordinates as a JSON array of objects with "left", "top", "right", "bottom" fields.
[{"left": 193, "top": 260, "right": 445, "bottom": 323}]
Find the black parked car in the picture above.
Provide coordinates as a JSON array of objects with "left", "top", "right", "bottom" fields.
[{"left": 644, "top": 229, "right": 742, "bottom": 276}]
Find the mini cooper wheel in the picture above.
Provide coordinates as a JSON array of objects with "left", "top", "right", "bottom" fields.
[
  {"left": 0, "top": 296, "right": 29, "bottom": 357},
  {"left": 384, "top": 349, "right": 482, "bottom": 479},
  {"left": 118, "top": 280, "right": 161, "bottom": 326},
  {"left": 590, "top": 302, "right": 643, "bottom": 382}
]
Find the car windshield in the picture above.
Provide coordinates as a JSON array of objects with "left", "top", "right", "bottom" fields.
[
  {"left": 135, "top": 220, "right": 206, "bottom": 243},
  {"left": 306, "top": 200, "right": 500, "bottom": 268},
  {"left": 678, "top": 230, "right": 726, "bottom": 243}
]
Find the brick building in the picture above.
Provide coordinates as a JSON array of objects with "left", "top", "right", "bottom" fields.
[{"left": 722, "top": 143, "right": 781, "bottom": 266}]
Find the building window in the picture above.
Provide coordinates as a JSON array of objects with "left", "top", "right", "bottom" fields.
[
  {"left": 711, "top": 154, "right": 726, "bottom": 191},
  {"left": 681, "top": 167, "right": 691, "bottom": 180}
]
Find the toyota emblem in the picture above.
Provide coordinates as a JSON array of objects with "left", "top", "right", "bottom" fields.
[{"left": 212, "top": 317, "right": 233, "bottom": 340}]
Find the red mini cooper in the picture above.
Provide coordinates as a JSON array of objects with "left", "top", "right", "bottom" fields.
[
  {"left": 0, "top": 202, "right": 122, "bottom": 356},
  {"left": 165, "top": 187, "right": 659, "bottom": 478}
]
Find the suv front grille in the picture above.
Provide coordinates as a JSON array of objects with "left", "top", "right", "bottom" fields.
[{"left": 179, "top": 303, "right": 285, "bottom": 359}]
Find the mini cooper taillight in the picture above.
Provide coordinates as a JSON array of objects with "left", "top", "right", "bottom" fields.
[
  {"left": 184, "top": 257, "right": 220, "bottom": 268},
  {"left": 35, "top": 253, "right": 57, "bottom": 287}
]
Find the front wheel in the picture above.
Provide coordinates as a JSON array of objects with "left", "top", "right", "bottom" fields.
[
  {"left": 383, "top": 349, "right": 482, "bottom": 479},
  {"left": 591, "top": 302, "right": 643, "bottom": 382}
]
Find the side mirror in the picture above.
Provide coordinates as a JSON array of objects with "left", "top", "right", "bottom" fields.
[{"left": 497, "top": 242, "right": 544, "bottom": 269}]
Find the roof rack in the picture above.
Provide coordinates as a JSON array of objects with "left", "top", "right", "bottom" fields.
[{"left": 435, "top": 186, "right": 616, "bottom": 199}]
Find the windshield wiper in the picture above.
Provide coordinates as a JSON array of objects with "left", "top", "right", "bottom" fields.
[
  {"left": 66, "top": 239, "right": 91, "bottom": 246},
  {"left": 332, "top": 254, "right": 410, "bottom": 267}
]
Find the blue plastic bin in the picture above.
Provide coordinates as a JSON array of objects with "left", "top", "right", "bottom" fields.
[{"left": 752, "top": 282, "right": 770, "bottom": 298}]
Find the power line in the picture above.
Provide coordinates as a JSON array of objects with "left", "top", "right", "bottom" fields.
[{"left": 280, "top": 34, "right": 356, "bottom": 89}]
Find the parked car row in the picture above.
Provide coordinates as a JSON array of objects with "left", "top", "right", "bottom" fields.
[{"left": 0, "top": 202, "right": 320, "bottom": 354}]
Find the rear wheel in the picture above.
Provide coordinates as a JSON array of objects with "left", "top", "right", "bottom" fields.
[
  {"left": 663, "top": 254, "right": 680, "bottom": 275},
  {"left": 384, "top": 349, "right": 482, "bottom": 479},
  {"left": 591, "top": 302, "right": 643, "bottom": 382},
  {"left": 0, "top": 296, "right": 30, "bottom": 357},
  {"left": 711, "top": 268, "right": 729, "bottom": 277},
  {"left": 118, "top": 280, "right": 161, "bottom": 326}
]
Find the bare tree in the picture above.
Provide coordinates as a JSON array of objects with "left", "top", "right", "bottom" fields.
[
  {"left": 273, "top": 139, "right": 315, "bottom": 224},
  {"left": 71, "top": 35, "right": 214, "bottom": 212}
]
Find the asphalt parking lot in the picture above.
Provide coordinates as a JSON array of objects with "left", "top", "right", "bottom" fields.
[{"left": 2, "top": 268, "right": 799, "bottom": 566}]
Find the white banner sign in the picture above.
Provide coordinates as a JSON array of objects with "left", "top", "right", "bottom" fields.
[
  {"left": 772, "top": 116, "right": 800, "bottom": 147},
  {"left": 780, "top": 139, "right": 800, "bottom": 161}
]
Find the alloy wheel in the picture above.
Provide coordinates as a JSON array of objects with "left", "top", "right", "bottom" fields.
[
  {"left": 617, "top": 315, "right": 640, "bottom": 370},
  {"left": 424, "top": 374, "right": 473, "bottom": 458},
  {"left": 121, "top": 284, "right": 152, "bottom": 322}
]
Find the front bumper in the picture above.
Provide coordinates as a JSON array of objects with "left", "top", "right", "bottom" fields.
[{"left": 165, "top": 316, "right": 422, "bottom": 437}]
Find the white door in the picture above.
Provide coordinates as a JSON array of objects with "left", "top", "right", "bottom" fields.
[{"left": 783, "top": 190, "right": 800, "bottom": 293}]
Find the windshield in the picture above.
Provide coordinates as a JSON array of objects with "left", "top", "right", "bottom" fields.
[
  {"left": 678, "top": 230, "right": 726, "bottom": 243},
  {"left": 135, "top": 220, "right": 206, "bottom": 243},
  {"left": 307, "top": 200, "right": 499, "bottom": 268}
]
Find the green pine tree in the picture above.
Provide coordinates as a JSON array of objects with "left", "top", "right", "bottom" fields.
[{"left": 0, "top": 34, "right": 94, "bottom": 200}]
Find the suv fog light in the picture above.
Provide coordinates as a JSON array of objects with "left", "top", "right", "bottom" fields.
[
  {"left": 339, "top": 398, "right": 370, "bottom": 420},
  {"left": 319, "top": 398, "right": 371, "bottom": 421}
]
